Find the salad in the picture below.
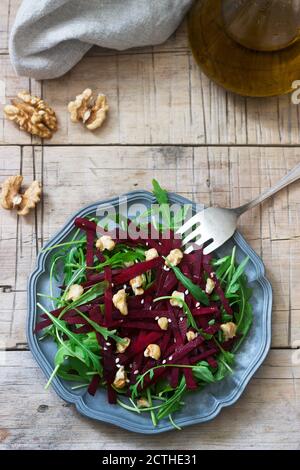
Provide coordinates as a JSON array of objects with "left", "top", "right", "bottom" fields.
[{"left": 36, "top": 181, "right": 253, "bottom": 429}]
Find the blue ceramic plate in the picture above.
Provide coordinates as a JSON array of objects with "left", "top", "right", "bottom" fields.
[{"left": 27, "top": 191, "right": 272, "bottom": 433}]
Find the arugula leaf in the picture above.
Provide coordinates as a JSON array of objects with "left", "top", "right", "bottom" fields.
[
  {"left": 38, "top": 303, "right": 102, "bottom": 375},
  {"left": 226, "top": 256, "right": 250, "bottom": 294},
  {"left": 192, "top": 363, "right": 215, "bottom": 383},
  {"left": 156, "top": 376, "right": 186, "bottom": 421},
  {"left": 60, "top": 282, "right": 107, "bottom": 317},
  {"left": 166, "top": 263, "right": 209, "bottom": 306},
  {"left": 152, "top": 179, "right": 169, "bottom": 205},
  {"left": 73, "top": 307, "right": 125, "bottom": 344},
  {"left": 214, "top": 351, "right": 235, "bottom": 381},
  {"left": 152, "top": 179, "right": 171, "bottom": 228}
]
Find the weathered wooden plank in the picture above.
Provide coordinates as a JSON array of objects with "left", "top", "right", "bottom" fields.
[
  {"left": 1, "top": 3, "right": 299, "bottom": 146},
  {"left": 0, "top": 0, "right": 22, "bottom": 54},
  {"left": 1, "top": 50, "right": 299, "bottom": 145},
  {"left": 2, "top": 145, "right": 299, "bottom": 348},
  {"left": 40, "top": 54, "right": 299, "bottom": 146},
  {"left": 0, "top": 55, "right": 42, "bottom": 145},
  {"left": 0, "top": 350, "right": 299, "bottom": 449},
  {"left": 0, "top": 146, "right": 40, "bottom": 287},
  {"left": 0, "top": 290, "right": 27, "bottom": 349},
  {"left": 0, "top": 145, "right": 41, "bottom": 348}
]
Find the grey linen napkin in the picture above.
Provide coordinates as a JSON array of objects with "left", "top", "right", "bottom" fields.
[{"left": 9, "top": 0, "right": 193, "bottom": 80}]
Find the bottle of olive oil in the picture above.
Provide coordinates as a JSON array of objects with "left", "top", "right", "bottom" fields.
[{"left": 188, "top": 0, "right": 300, "bottom": 97}]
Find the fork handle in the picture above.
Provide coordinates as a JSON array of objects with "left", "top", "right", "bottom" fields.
[{"left": 233, "top": 162, "right": 300, "bottom": 216}]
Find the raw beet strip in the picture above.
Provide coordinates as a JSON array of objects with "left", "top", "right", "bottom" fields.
[
  {"left": 203, "top": 263, "right": 233, "bottom": 315},
  {"left": 62, "top": 315, "right": 88, "bottom": 325},
  {"left": 206, "top": 356, "right": 218, "bottom": 369},
  {"left": 178, "top": 316, "right": 188, "bottom": 342},
  {"left": 167, "top": 304, "right": 183, "bottom": 345},
  {"left": 73, "top": 325, "right": 93, "bottom": 334},
  {"left": 36, "top": 306, "right": 95, "bottom": 332},
  {"left": 155, "top": 267, "right": 169, "bottom": 297},
  {"left": 80, "top": 269, "right": 122, "bottom": 289},
  {"left": 124, "top": 309, "right": 170, "bottom": 320},
  {"left": 120, "top": 321, "right": 162, "bottom": 331},
  {"left": 88, "top": 374, "right": 100, "bottom": 396},
  {"left": 182, "top": 361, "right": 198, "bottom": 390},
  {"left": 104, "top": 266, "right": 113, "bottom": 324},
  {"left": 189, "top": 348, "right": 218, "bottom": 364},
  {"left": 113, "top": 257, "right": 163, "bottom": 284},
  {"left": 35, "top": 319, "right": 52, "bottom": 333},
  {"left": 158, "top": 270, "right": 178, "bottom": 296},
  {"left": 96, "top": 332, "right": 117, "bottom": 404},
  {"left": 159, "top": 330, "right": 172, "bottom": 356},
  {"left": 74, "top": 217, "right": 97, "bottom": 232},
  {"left": 170, "top": 367, "right": 179, "bottom": 388},
  {"left": 86, "top": 229, "right": 95, "bottom": 280},
  {"left": 119, "top": 331, "right": 162, "bottom": 365},
  {"left": 192, "top": 306, "right": 219, "bottom": 316},
  {"left": 139, "top": 335, "right": 205, "bottom": 391}
]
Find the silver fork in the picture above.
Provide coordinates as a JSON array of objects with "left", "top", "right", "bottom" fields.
[{"left": 177, "top": 163, "right": 300, "bottom": 255}]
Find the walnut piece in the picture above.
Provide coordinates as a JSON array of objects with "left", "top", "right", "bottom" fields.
[
  {"left": 165, "top": 248, "right": 183, "bottom": 267},
  {"left": 129, "top": 274, "right": 145, "bottom": 296},
  {"left": 0, "top": 175, "right": 23, "bottom": 210},
  {"left": 205, "top": 278, "right": 216, "bottom": 295},
  {"left": 17, "top": 181, "right": 42, "bottom": 216},
  {"left": 65, "top": 284, "right": 84, "bottom": 302},
  {"left": 4, "top": 91, "right": 57, "bottom": 139},
  {"left": 113, "top": 366, "right": 127, "bottom": 389},
  {"left": 186, "top": 330, "right": 198, "bottom": 342},
  {"left": 116, "top": 337, "right": 131, "bottom": 354},
  {"left": 144, "top": 343, "right": 161, "bottom": 360},
  {"left": 67, "top": 88, "right": 109, "bottom": 131},
  {"left": 137, "top": 397, "right": 150, "bottom": 408},
  {"left": 0, "top": 175, "right": 41, "bottom": 216},
  {"left": 145, "top": 248, "right": 159, "bottom": 261},
  {"left": 113, "top": 289, "right": 128, "bottom": 316},
  {"left": 221, "top": 322, "right": 237, "bottom": 341},
  {"left": 157, "top": 316, "right": 168, "bottom": 331},
  {"left": 96, "top": 235, "right": 115, "bottom": 252},
  {"left": 170, "top": 290, "right": 185, "bottom": 307}
]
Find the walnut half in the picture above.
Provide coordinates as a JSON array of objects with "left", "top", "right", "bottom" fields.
[
  {"left": 4, "top": 91, "right": 58, "bottom": 139},
  {"left": 0, "top": 175, "right": 41, "bottom": 216},
  {"left": 68, "top": 88, "right": 109, "bottom": 131}
]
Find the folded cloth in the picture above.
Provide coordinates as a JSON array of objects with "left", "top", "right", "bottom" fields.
[{"left": 9, "top": 0, "right": 193, "bottom": 80}]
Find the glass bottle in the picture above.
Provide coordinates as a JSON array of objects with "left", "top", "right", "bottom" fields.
[{"left": 188, "top": 0, "right": 300, "bottom": 96}]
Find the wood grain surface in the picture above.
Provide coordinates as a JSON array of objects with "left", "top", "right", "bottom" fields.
[{"left": 0, "top": 0, "right": 300, "bottom": 450}]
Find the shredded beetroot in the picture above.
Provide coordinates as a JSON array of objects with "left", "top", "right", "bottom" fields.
[
  {"left": 203, "top": 262, "right": 233, "bottom": 315},
  {"left": 113, "top": 257, "right": 163, "bottom": 284},
  {"left": 39, "top": 214, "right": 242, "bottom": 406},
  {"left": 88, "top": 374, "right": 100, "bottom": 396}
]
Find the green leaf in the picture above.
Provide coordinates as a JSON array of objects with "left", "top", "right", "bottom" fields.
[
  {"left": 38, "top": 303, "right": 102, "bottom": 375},
  {"left": 166, "top": 263, "right": 209, "bottom": 306},
  {"left": 156, "top": 376, "right": 186, "bottom": 421},
  {"left": 226, "top": 256, "right": 249, "bottom": 294},
  {"left": 192, "top": 364, "right": 215, "bottom": 383},
  {"left": 60, "top": 282, "right": 107, "bottom": 316},
  {"left": 151, "top": 179, "right": 171, "bottom": 228},
  {"left": 214, "top": 351, "right": 235, "bottom": 381},
  {"left": 73, "top": 307, "right": 125, "bottom": 344},
  {"left": 152, "top": 179, "right": 169, "bottom": 205}
]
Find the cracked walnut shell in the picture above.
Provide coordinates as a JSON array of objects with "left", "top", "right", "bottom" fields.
[
  {"left": 4, "top": 91, "right": 58, "bottom": 139},
  {"left": 68, "top": 88, "right": 109, "bottom": 131}
]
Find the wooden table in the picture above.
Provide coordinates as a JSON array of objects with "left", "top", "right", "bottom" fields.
[{"left": 1, "top": 0, "right": 300, "bottom": 450}]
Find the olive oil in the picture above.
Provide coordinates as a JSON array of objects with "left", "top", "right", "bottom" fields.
[{"left": 188, "top": 0, "right": 300, "bottom": 97}]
